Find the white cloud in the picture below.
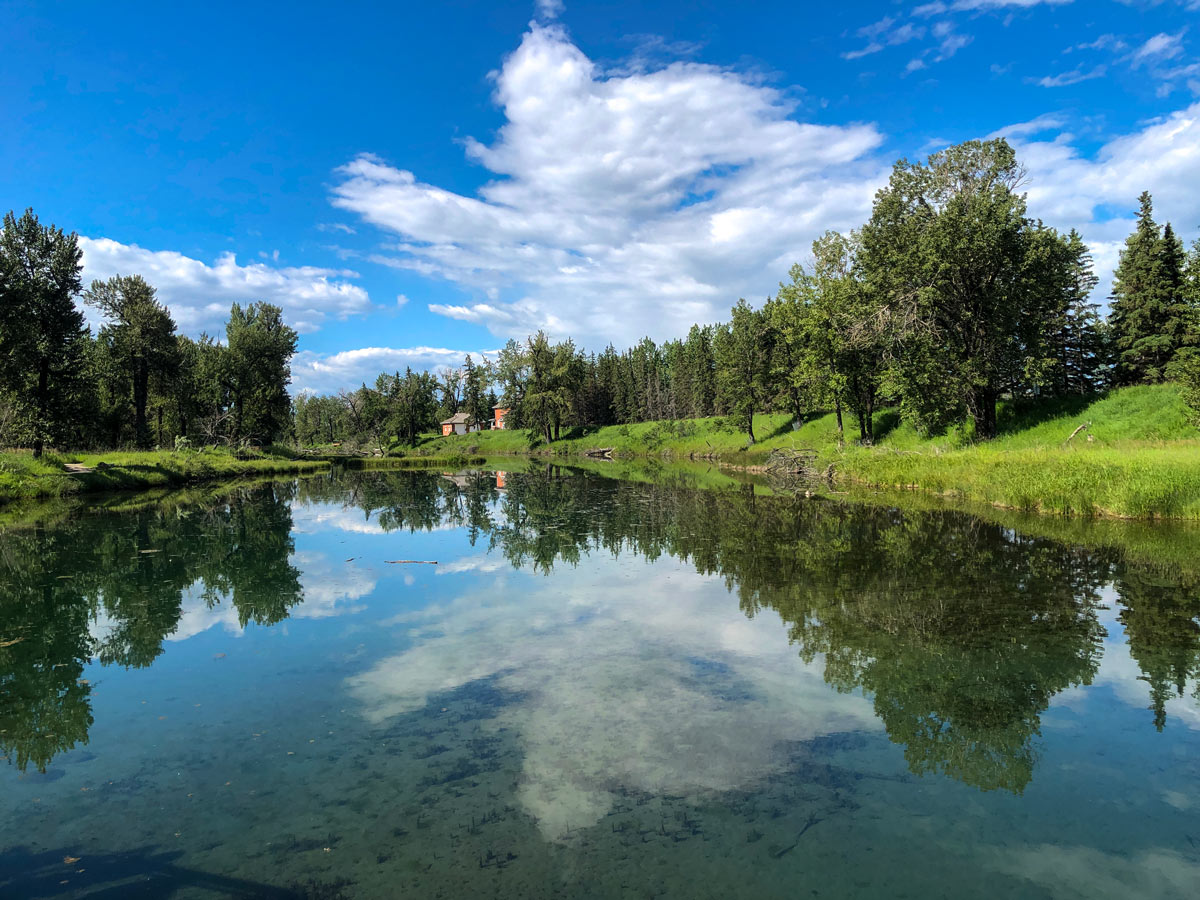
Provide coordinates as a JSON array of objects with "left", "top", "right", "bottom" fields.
[
  {"left": 916, "top": 0, "right": 1072, "bottom": 13},
  {"left": 1067, "top": 34, "right": 1127, "bottom": 53},
  {"left": 535, "top": 0, "right": 563, "bottom": 20},
  {"left": 1034, "top": 64, "right": 1107, "bottom": 87},
  {"left": 1006, "top": 102, "right": 1200, "bottom": 302},
  {"left": 1130, "top": 31, "right": 1186, "bottom": 68},
  {"left": 290, "top": 345, "right": 497, "bottom": 394},
  {"left": 79, "top": 238, "right": 371, "bottom": 337},
  {"left": 842, "top": 17, "right": 926, "bottom": 59},
  {"left": 331, "top": 23, "right": 886, "bottom": 348}
]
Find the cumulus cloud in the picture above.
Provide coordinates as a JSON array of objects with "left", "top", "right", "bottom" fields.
[
  {"left": 79, "top": 238, "right": 371, "bottom": 336},
  {"left": 327, "top": 21, "right": 1199, "bottom": 347},
  {"left": 332, "top": 23, "right": 886, "bottom": 347},
  {"left": 1007, "top": 102, "right": 1200, "bottom": 302},
  {"left": 290, "top": 345, "right": 497, "bottom": 394}
]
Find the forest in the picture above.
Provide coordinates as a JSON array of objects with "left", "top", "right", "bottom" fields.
[
  {"left": 298, "top": 140, "right": 1200, "bottom": 451},
  {"left": 0, "top": 210, "right": 298, "bottom": 456},
  {"left": 3, "top": 139, "right": 1199, "bottom": 459}
]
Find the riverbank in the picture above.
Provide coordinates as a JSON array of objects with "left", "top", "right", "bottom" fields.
[
  {"left": 0, "top": 448, "right": 330, "bottom": 505},
  {"left": 413, "top": 384, "right": 1200, "bottom": 519}
]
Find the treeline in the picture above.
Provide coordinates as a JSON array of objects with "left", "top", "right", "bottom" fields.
[
  {"left": 301, "top": 139, "right": 1200, "bottom": 449},
  {"left": 0, "top": 209, "right": 298, "bottom": 455}
]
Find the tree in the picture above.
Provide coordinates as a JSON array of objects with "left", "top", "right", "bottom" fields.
[
  {"left": 859, "top": 140, "right": 1054, "bottom": 438},
  {"left": 713, "top": 299, "right": 772, "bottom": 443},
  {"left": 1109, "top": 193, "right": 1198, "bottom": 385},
  {"left": 223, "top": 302, "right": 298, "bottom": 446},
  {"left": 1047, "top": 230, "right": 1105, "bottom": 395},
  {"left": 771, "top": 232, "right": 886, "bottom": 442},
  {"left": 85, "top": 275, "right": 178, "bottom": 448},
  {"left": 461, "top": 355, "right": 493, "bottom": 429},
  {"left": 383, "top": 368, "right": 440, "bottom": 447},
  {"left": 0, "top": 209, "right": 89, "bottom": 456}
]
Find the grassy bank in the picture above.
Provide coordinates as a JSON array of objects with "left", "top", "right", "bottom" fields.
[
  {"left": 0, "top": 447, "right": 329, "bottom": 505},
  {"left": 413, "top": 384, "right": 1200, "bottom": 519}
]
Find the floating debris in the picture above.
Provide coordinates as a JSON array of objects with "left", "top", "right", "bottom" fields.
[{"left": 385, "top": 559, "right": 438, "bottom": 565}]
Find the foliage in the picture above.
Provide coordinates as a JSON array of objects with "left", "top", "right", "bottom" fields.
[
  {"left": 0, "top": 209, "right": 89, "bottom": 456},
  {"left": 1108, "top": 193, "right": 1200, "bottom": 385},
  {"left": 85, "top": 274, "right": 178, "bottom": 448}
]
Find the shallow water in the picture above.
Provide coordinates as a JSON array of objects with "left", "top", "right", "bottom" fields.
[{"left": 2, "top": 466, "right": 1199, "bottom": 899}]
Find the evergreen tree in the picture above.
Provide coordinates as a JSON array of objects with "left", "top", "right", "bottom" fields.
[
  {"left": 461, "top": 355, "right": 493, "bottom": 429},
  {"left": 1048, "top": 230, "right": 1104, "bottom": 394},
  {"left": 1109, "top": 193, "right": 1198, "bottom": 384},
  {"left": 0, "top": 209, "right": 89, "bottom": 456}
]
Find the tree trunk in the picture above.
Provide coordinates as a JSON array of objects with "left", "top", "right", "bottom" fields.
[
  {"left": 834, "top": 398, "right": 844, "bottom": 437},
  {"left": 970, "top": 387, "right": 999, "bottom": 439},
  {"left": 134, "top": 358, "right": 150, "bottom": 449},
  {"left": 746, "top": 412, "right": 755, "bottom": 444},
  {"left": 33, "top": 358, "right": 49, "bottom": 458}
]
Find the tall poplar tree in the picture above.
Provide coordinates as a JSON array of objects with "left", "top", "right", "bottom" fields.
[
  {"left": 713, "top": 299, "right": 772, "bottom": 443},
  {"left": 0, "top": 209, "right": 89, "bottom": 456},
  {"left": 85, "top": 274, "right": 178, "bottom": 448}
]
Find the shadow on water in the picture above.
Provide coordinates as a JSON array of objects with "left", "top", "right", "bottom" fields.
[{"left": 0, "top": 844, "right": 355, "bottom": 899}]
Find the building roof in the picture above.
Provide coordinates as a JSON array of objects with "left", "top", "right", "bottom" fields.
[
  {"left": 440, "top": 412, "right": 473, "bottom": 425},
  {"left": 493, "top": 404, "right": 509, "bottom": 410}
]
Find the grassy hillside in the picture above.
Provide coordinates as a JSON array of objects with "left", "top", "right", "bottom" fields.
[{"left": 416, "top": 384, "right": 1200, "bottom": 518}]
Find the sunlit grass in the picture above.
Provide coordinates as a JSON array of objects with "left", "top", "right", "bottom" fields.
[
  {"left": 0, "top": 447, "right": 329, "bottom": 504},
  {"left": 421, "top": 384, "right": 1200, "bottom": 518}
]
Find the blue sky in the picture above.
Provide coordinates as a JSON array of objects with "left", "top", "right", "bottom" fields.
[{"left": 4, "top": 0, "right": 1199, "bottom": 392}]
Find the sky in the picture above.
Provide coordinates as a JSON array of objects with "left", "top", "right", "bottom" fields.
[{"left": 3, "top": 0, "right": 1200, "bottom": 394}]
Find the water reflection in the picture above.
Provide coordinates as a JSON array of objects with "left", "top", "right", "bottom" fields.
[
  {"left": 3, "top": 465, "right": 1199, "bottom": 803},
  {"left": 0, "top": 482, "right": 301, "bottom": 772}
]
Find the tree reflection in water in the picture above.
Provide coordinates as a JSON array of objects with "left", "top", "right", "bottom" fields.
[
  {"left": 0, "top": 482, "right": 302, "bottom": 772},
  {"left": 3, "top": 465, "right": 1198, "bottom": 794}
]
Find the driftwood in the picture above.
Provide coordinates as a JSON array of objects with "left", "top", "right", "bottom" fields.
[
  {"left": 584, "top": 447, "right": 614, "bottom": 459},
  {"left": 385, "top": 560, "right": 438, "bottom": 565},
  {"left": 1063, "top": 421, "right": 1092, "bottom": 447},
  {"left": 764, "top": 448, "right": 819, "bottom": 477}
]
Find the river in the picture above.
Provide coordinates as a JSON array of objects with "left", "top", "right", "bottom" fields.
[{"left": 2, "top": 464, "right": 1199, "bottom": 898}]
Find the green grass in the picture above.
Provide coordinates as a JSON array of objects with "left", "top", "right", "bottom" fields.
[
  {"left": 0, "top": 447, "right": 329, "bottom": 505},
  {"left": 406, "top": 384, "right": 1200, "bottom": 518}
]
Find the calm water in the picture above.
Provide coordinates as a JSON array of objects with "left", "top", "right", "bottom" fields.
[{"left": 2, "top": 466, "right": 1200, "bottom": 899}]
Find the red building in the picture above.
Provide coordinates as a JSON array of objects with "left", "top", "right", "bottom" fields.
[{"left": 492, "top": 405, "right": 510, "bottom": 430}]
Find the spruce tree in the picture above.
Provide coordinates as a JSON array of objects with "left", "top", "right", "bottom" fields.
[{"left": 1108, "top": 193, "right": 1196, "bottom": 384}]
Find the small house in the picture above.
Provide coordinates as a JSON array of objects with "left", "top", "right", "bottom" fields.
[
  {"left": 440, "top": 412, "right": 481, "bottom": 436},
  {"left": 492, "top": 405, "right": 511, "bottom": 430}
]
